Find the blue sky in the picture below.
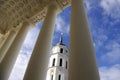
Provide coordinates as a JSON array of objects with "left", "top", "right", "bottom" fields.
[{"left": 9, "top": 0, "right": 120, "bottom": 80}]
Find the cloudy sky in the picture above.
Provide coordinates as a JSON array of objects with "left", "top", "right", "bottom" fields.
[{"left": 9, "top": 0, "right": 120, "bottom": 80}]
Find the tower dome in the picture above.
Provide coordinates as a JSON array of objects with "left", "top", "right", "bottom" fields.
[{"left": 51, "top": 34, "right": 69, "bottom": 57}]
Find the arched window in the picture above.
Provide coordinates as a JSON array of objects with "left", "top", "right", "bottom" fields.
[
  {"left": 66, "top": 50, "right": 68, "bottom": 53},
  {"left": 66, "top": 61, "right": 67, "bottom": 69},
  {"left": 58, "top": 74, "right": 61, "bottom": 80},
  {"left": 60, "top": 48, "right": 63, "bottom": 53},
  {"left": 59, "top": 58, "right": 62, "bottom": 66},
  {"left": 51, "top": 75, "right": 53, "bottom": 80},
  {"left": 52, "top": 58, "right": 55, "bottom": 66}
]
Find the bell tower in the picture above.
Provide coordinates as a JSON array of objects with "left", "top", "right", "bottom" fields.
[{"left": 46, "top": 34, "right": 69, "bottom": 80}]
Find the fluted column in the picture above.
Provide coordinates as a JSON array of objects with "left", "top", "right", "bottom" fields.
[
  {"left": 69, "top": 0, "right": 100, "bottom": 80},
  {"left": 0, "top": 29, "right": 17, "bottom": 63},
  {"left": 23, "top": 3, "right": 58, "bottom": 80},
  {"left": 0, "top": 22, "right": 32, "bottom": 80}
]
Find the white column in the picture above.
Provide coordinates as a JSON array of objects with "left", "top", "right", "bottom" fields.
[
  {"left": 0, "top": 29, "right": 17, "bottom": 63},
  {"left": 0, "top": 36, "right": 6, "bottom": 49},
  {"left": 23, "top": 3, "right": 58, "bottom": 80},
  {"left": 69, "top": 0, "right": 100, "bottom": 80},
  {"left": 0, "top": 22, "right": 32, "bottom": 80}
]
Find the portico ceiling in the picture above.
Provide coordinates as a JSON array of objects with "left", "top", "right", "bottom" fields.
[{"left": 0, "top": 0, "right": 71, "bottom": 35}]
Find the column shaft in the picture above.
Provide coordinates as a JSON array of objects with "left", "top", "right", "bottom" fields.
[
  {"left": 0, "top": 22, "right": 31, "bottom": 80},
  {"left": 0, "top": 30, "right": 17, "bottom": 63},
  {"left": 24, "top": 3, "right": 58, "bottom": 80},
  {"left": 69, "top": 0, "right": 100, "bottom": 80},
  {"left": 0, "top": 36, "right": 6, "bottom": 49}
]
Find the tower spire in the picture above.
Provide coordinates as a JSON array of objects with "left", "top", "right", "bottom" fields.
[
  {"left": 57, "top": 33, "right": 65, "bottom": 45},
  {"left": 59, "top": 33, "right": 63, "bottom": 44}
]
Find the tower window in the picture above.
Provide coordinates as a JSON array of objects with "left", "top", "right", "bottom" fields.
[
  {"left": 51, "top": 75, "right": 53, "bottom": 80},
  {"left": 66, "top": 61, "right": 67, "bottom": 69},
  {"left": 52, "top": 58, "right": 55, "bottom": 66},
  {"left": 59, "top": 58, "right": 62, "bottom": 66},
  {"left": 66, "top": 50, "right": 68, "bottom": 53},
  {"left": 58, "top": 75, "right": 61, "bottom": 80},
  {"left": 60, "top": 48, "right": 63, "bottom": 53}
]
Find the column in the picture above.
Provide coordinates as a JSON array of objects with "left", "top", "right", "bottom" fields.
[
  {"left": 0, "top": 29, "right": 17, "bottom": 63},
  {"left": 69, "top": 0, "right": 100, "bottom": 80},
  {"left": 0, "top": 36, "right": 6, "bottom": 49},
  {"left": 0, "top": 22, "right": 32, "bottom": 80},
  {"left": 23, "top": 2, "right": 58, "bottom": 80}
]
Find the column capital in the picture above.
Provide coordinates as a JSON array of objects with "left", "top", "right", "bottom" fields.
[
  {"left": 48, "top": 1, "right": 61, "bottom": 13},
  {"left": 22, "top": 21, "right": 33, "bottom": 28},
  {"left": 9, "top": 28, "right": 17, "bottom": 34}
]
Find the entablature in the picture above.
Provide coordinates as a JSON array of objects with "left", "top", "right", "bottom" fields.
[{"left": 0, "top": 0, "right": 71, "bottom": 34}]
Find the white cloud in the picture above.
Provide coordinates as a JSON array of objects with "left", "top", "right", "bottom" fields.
[
  {"left": 102, "top": 41, "right": 120, "bottom": 63},
  {"left": 92, "top": 28, "right": 108, "bottom": 48},
  {"left": 9, "top": 51, "right": 31, "bottom": 80},
  {"left": 84, "top": 0, "right": 99, "bottom": 12},
  {"left": 55, "top": 16, "right": 70, "bottom": 34},
  {"left": 95, "top": 34, "right": 108, "bottom": 47},
  {"left": 21, "top": 26, "right": 40, "bottom": 51},
  {"left": 100, "top": 0, "right": 120, "bottom": 19},
  {"left": 9, "top": 26, "right": 40, "bottom": 80},
  {"left": 84, "top": 0, "right": 93, "bottom": 11},
  {"left": 99, "top": 64, "right": 120, "bottom": 80}
]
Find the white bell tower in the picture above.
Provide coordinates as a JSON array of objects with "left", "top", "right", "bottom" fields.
[{"left": 46, "top": 34, "right": 69, "bottom": 80}]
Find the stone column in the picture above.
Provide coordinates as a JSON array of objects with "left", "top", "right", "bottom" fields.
[
  {"left": 0, "top": 22, "right": 32, "bottom": 80},
  {"left": 23, "top": 2, "right": 58, "bottom": 80},
  {"left": 0, "top": 29, "right": 17, "bottom": 63},
  {"left": 69, "top": 0, "right": 100, "bottom": 80},
  {"left": 0, "top": 36, "right": 6, "bottom": 49}
]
